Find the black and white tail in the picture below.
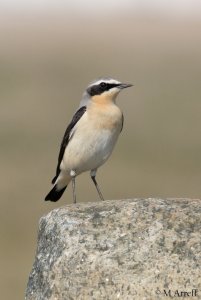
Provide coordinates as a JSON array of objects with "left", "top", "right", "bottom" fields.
[{"left": 45, "top": 185, "right": 67, "bottom": 202}]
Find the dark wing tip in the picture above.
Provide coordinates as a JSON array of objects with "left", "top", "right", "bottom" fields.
[{"left": 52, "top": 175, "right": 57, "bottom": 184}]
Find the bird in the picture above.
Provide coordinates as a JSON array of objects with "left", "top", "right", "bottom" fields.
[{"left": 45, "top": 77, "right": 132, "bottom": 203}]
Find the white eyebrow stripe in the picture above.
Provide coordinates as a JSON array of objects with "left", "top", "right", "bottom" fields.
[{"left": 89, "top": 78, "right": 121, "bottom": 87}]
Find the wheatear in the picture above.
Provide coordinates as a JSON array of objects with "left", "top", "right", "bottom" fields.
[{"left": 45, "top": 77, "right": 132, "bottom": 203}]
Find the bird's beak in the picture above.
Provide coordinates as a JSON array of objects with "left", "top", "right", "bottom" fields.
[{"left": 119, "top": 83, "right": 133, "bottom": 89}]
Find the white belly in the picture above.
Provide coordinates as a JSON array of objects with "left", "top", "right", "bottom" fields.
[{"left": 62, "top": 126, "right": 120, "bottom": 174}]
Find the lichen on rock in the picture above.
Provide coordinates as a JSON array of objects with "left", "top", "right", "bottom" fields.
[{"left": 26, "top": 198, "right": 201, "bottom": 300}]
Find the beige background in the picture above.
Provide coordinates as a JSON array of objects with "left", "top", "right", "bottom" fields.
[{"left": 1, "top": 3, "right": 201, "bottom": 299}]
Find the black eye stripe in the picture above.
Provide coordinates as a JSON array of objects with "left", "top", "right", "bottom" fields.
[
  {"left": 105, "top": 83, "right": 120, "bottom": 90},
  {"left": 100, "top": 82, "right": 107, "bottom": 88},
  {"left": 87, "top": 82, "right": 120, "bottom": 96}
]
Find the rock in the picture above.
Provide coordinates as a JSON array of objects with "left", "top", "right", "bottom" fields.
[{"left": 26, "top": 198, "right": 201, "bottom": 300}]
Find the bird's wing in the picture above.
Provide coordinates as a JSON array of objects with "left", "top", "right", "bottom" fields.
[
  {"left": 121, "top": 113, "right": 124, "bottom": 132},
  {"left": 52, "top": 106, "right": 87, "bottom": 184}
]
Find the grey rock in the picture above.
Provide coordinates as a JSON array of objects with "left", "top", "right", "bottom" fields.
[{"left": 26, "top": 198, "right": 201, "bottom": 300}]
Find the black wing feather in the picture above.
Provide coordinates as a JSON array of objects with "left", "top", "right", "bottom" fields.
[
  {"left": 121, "top": 113, "right": 124, "bottom": 132},
  {"left": 52, "top": 106, "right": 87, "bottom": 184}
]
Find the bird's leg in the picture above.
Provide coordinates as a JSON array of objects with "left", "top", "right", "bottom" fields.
[
  {"left": 90, "top": 169, "right": 104, "bottom": 201},
  {"left": 70, "top": 170, "right": 77, "bottom": 204}
]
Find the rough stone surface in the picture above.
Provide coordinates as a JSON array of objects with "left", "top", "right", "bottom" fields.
[{"left": 26, "top": 198, "right": 201, "bottom": 300}]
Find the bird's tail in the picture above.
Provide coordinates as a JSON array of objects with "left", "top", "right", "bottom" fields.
[
  {"left": 45, "top": 185, "right": 67, "bottom": 202},
  {"left": 45, "top": 172, "right": 71, "bottom": 202}
]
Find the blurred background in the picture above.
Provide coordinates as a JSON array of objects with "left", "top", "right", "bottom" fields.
[{"left": 1, "top": 0, "right": 201, "bottom": 299}]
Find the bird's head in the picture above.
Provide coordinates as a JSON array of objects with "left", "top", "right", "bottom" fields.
[{"left": 86, "top": 77, "right": 133, "bottom": 104}]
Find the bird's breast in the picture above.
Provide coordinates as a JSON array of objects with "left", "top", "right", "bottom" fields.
[{"left": 87, "top": 102, "right": 123, "bottom": 132}]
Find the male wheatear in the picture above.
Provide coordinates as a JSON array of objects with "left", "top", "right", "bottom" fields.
[{"left": 45, "top": 77, "right": 132, "bottom": 203}]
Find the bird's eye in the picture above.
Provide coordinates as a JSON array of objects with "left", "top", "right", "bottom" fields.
[{"left": 100, "top": 82, "right": 107, "bottom": 88}]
